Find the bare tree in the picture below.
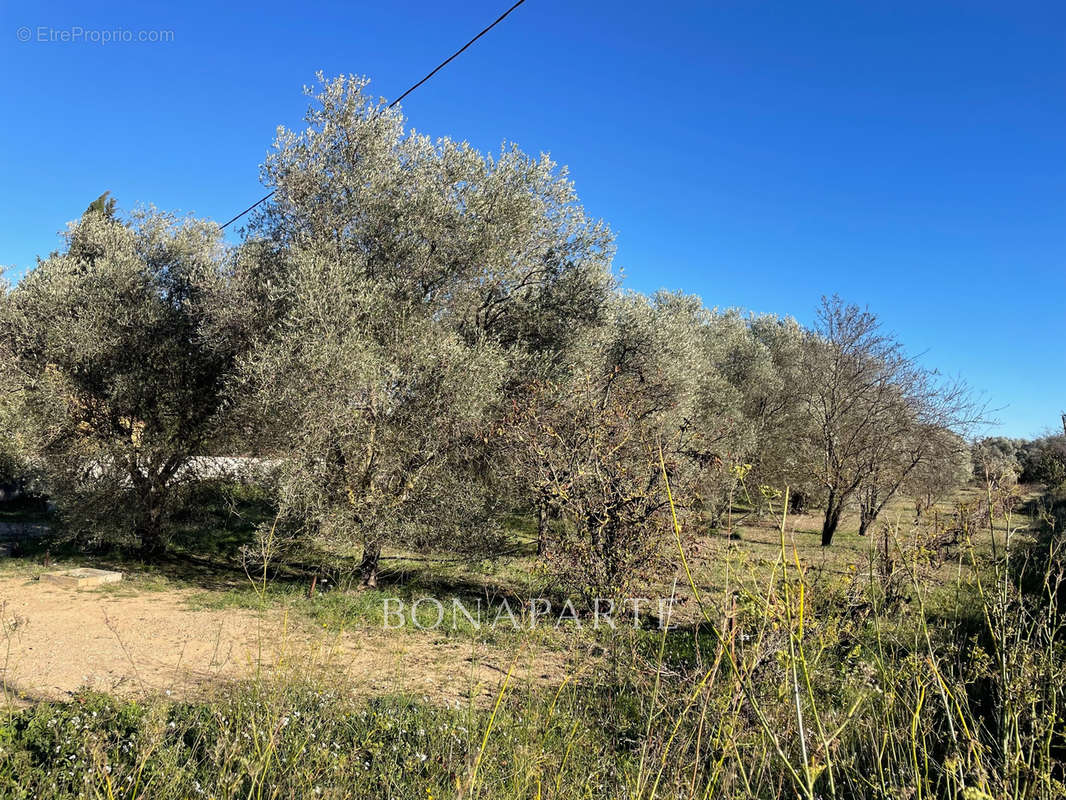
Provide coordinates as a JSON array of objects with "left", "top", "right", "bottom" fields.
[
  {"left": 905, "top": 430, "right": 971, "bottom": 523},
  {"left": 803, "top": 297, "right": 978, "bottom": 546},
  {"left": 855, "top": 423, "right": 970, "bottom": 536}
]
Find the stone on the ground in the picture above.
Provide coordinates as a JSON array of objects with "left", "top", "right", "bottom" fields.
[{"left": 41, "top": 568, "right": 123, "bottom": 589}]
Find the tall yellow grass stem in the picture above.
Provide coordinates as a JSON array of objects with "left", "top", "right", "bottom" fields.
[
  {"left": 657, "top": 440, "right": 812, "bottom": 799},
  {"left": 463, "top": 656, "right": 517, "bottom": 799}
]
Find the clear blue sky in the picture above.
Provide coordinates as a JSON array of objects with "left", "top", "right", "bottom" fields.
[{"left": 1, "top": 1, "right": 1062, "bottom": 438}]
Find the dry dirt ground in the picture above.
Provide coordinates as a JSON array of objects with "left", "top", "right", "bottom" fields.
[{"left": 0, "top": 575, "right": 567, "bottom": 707}]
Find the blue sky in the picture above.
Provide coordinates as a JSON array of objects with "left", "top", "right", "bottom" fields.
[{"left": 1, "top": 1, "right": 1062, "bottom": 438}]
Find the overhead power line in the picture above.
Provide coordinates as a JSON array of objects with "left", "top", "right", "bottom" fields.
[{"left": 219, "top": 0, "right": 528, "bottom": 231}]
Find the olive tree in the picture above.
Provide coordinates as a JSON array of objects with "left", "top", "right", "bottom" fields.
[
  {"left": 236, "top": 243, "right": 512, "bottom": 584},
  {"left": 703, "top": 311, "right": 819, "bottom": 521},
  {"left": 232, "top": 74, "right": 614, "bottom": 584},
  {"left": 745, "top": 315, "right": 824, "bottom": 513},
  {"left": 507, "top": 292, "right": 734, "bottom": 602},
  {"left": 0, "top": 332, "right": 28, "bottom": 501},
  {"left": 1019, "top": 436, "right": 1066, "bottom": 488},
  {"left": 971, "top": 437, "right": 1023, "bottom": 487},
  {"left": 0, "top": 206, "right": 237, "bottom": 554}
]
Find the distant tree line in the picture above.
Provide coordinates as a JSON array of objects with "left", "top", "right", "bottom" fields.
[
  {"left": 0, "top": 75, "right": 995, "bottom": 598},
  {"left": 971, "top": 433, "right": 1066, "bottom": 490}
]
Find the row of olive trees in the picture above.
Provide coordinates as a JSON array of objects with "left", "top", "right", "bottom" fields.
[{"left": 0, "top": 74, "right": 978, "bottom": 596}]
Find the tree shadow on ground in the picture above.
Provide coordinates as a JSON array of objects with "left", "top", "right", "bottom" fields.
[{"left": 369, "top": 561, "right": 554, "bottom": 610}]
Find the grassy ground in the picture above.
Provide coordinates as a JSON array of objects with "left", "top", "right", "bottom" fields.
[
  {"left": 0, "top": 485, "right": 1032, "bottom": 667},
  {"left": 0, "top": 484, "right": 1061, "bottom": 799}
]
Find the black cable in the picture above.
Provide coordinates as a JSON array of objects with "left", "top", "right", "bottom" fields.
[
  {"left": 219, "top": 0, "right": 528, "bottom": 231},
  {"left": 219, "top": 190, "right": 277, "bottom": 230},
  {"left": 386, "top": 0, "right": 527, "bottom": 110}
]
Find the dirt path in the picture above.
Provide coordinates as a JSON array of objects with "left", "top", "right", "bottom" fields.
[{"left": 0, "top": 576, "right": 566, "bottom": 706}]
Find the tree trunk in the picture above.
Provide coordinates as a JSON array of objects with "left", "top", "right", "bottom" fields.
[
  {"left": 536, "top": 499, "right": 547, "bottom": 557},
  {"left": 858, "top": 492, "right": 878, "bottom": 537},
  {"left": 821, "top": 492, "right": 844, "bottom": 546},
  {"left": 135, "top": 487, "right": 167, "bottom": 559},
  {"left": 858, "top": 508, "right": 875, "bottom": 537},
  {"left": 136, "top": 510, "right": 166, "bottom": 558},
  {"left": 359, "top": 541, "right": 381, "bottom": 588}
]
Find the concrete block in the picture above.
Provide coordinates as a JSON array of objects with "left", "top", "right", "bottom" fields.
[{"left": 41, "top": 568, "right": 123, "bottom": 589}]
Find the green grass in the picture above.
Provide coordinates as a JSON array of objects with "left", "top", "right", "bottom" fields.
[
  {"left": 2, "top": 520, "right": 1061, "bottom": 799},
  {"left": 1, "top": 485, "right": 1062, "bottom": 799},
  {"left": 0, "top": 681, "right": 641, "bottom": 800}
]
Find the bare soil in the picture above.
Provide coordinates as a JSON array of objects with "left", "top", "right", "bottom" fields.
[{"left": 0, "top": 575, "right": 567, "bottom": 707}]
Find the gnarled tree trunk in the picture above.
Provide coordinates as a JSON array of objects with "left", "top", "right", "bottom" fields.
[
  {"left": 359, "top": 541, "right": 381, "bottom": 588},
  {"left": 131, "top": 465, "right": 171, "bottom": 559},
  {"left": 821, "top": 490, "right": 844, "bottom": 546},
  {"left": 858, "top": 489, "right": 879, "bottom": 537},
  {"left": 536, "top": 499, "right": 548, "bottom": 557},
  {"left": 135, "top": 510, "right": 167, "bottom": 558}
]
